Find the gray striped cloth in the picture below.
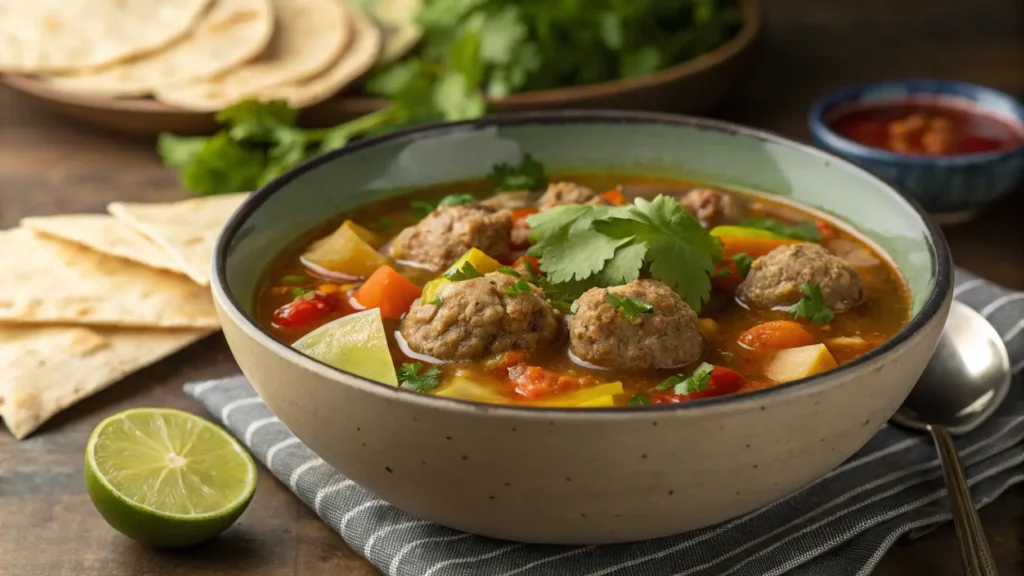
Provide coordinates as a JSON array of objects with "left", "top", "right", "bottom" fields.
[{"left": 186, "top": 269, "right": 1024, "bottom": 576}]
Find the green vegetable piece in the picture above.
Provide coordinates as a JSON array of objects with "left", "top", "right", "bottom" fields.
[
  {"left": 490, "top": 154, "right": 547, "bottom": 191},
  {"left": 496, "top": 266, "right": 521, "bottom": 277},
  {"left": 731, "top": 253, "right": 754, "bottom": 278},
  {"left": 627, "top": 393, "right": 651, "bottom": 406},
  {"left": 438, "top": 193, "right": 477, "bottom": 207},
  {"left": 504, "top": 278, "right": 533, "bottom": 295},
  {"left": 397, "top": 362, "right": 442, "bottom": 393},
  {"left": 428, "top": 296, "right": 443, "bottom": 307},
  {"left": 282, "top": 275, "right": 307, "bottom": 285},
  {"left": 606, "top": 292, "right": 654, "bottom": 323},
  {"left": 291, "top": 287, "right": 311, "bottom": 298},
  {"left": 657, "top": 362, "right": 714, "bottom": 395},
  {"left": 789, "top": 283, "right": 835, "bottom": 325},
  {"left": 443, "top": 261, "right": 482, "bottom": 282},
  {"left": 710, "top": 225, "right": 787, "bottom": 240},
  {"left": 741, "top": 217, "right": 822, "bottom": 242}
]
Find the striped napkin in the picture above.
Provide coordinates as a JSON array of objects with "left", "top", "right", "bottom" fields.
[{"left": 186, "top": 269, "right": 1024, "bottom": 576}]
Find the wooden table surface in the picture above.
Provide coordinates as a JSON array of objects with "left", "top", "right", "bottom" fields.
[{"left": 1, "top": 0, "right": 1022, "bottom": 574}]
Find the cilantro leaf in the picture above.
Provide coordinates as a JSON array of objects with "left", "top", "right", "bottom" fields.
[
  {"left": 550, "top": 299, "right": 573, "bottom": 314},
  {"left": 593, "top": 242, "right": 645, "bottom": 286},
  {"left": 606, "top": 292, "right": 655, "bottom": 323},
  {"left": 490, "top": 154, "right": 547, "bottom": 191},
  {"left": 504, "top": 278, "right": 533, "bottom": 295},
  {"left": 398, "top": 362, "right": 442, "bottom": 393},
  {"left": 444, "top": 261, "right": 482, "bottom": 281},
  {"left": 657, "top": 362, "right": 714, "bottom": 395},
  {"left": 742, "top": 217, "right": 821, "bottom": 242},
  {"left": 178, "top": 133, "right": 265, "bottom": 196},
  {"left": 594, "top": 196, "right": 722, "bottom": 311},
  {"left": 790, "top": 283, "right": 835, "bottom": 325},
  {"left": 496, "top": 266, "right": 521, "bottom": 277},
  {"left": 627, "top": 393, "right": 651, "bottom": 406},
  {"left": 731, "top": 253, "right": 754, "bottom": 278},
  {"left": 156, "top": 134, "right": 206, "bottom": 167},
  {"left": 216, "top": 99, "right": 297, "bottom": 129},
  {"left": 438, "top": 193, "right": 477, "bottom": 207},
  {"left": 428, "top": 296, "right": 443, "bottom": 307}
]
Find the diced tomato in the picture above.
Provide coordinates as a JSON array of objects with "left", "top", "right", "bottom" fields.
[
  {"left": 711, "top": 261, "right": 743, "bottom": 293},
  {"left": 510, "top": 208, "right": 539, "bottom": 227},
  {"left": 815, "top": 220, "right": 837, "bottom": 241},
  {"left": 485, "top": 350, "right": 526, "bottom": 372},
  {"left": 508, "top": 365, "right": 595, "bottom": 399},
  {"left": 649, "top": 366, "right": 746, "bottom": 403},
  {"left": 273, "top": 292, "right": 335, "bottom": 327},
  {"left": 600, "top": 189, "right": 627, "bottom": 206}
]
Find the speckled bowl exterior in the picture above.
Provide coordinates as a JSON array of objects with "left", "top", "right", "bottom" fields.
[
  {"left": 212, "top": 111, "right": 952, "bottom": 544},
  {"left": 808, "top": 79, "right": 1024, "bottom": 218}
]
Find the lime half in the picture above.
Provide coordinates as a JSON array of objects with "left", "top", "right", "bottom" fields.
[
  {"left": 292, "top": 308, "right": 399, "bottom": 386},
  {"left": 85, "top": 408, "right": 257, "bottom": 548}
]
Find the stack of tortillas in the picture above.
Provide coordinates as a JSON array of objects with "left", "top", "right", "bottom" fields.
[
  {"left": 0, "top": 194, "right": 248, "bottom": 439},
  {"left": 1, "top": 0, "right": 421, "bottom": 111}
]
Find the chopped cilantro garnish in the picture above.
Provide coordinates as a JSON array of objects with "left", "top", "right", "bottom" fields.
[
  {"left": 496, "top": 266, "right": 521, "bottom": 277},
  {"left": 291, "top": 287, "right": 311, "bottom": 298},
  {"left": 282, "top": 274, "right": 307, "bottom": 285},
  {"left": 505, "top": 278, "right": 533, "bottom": 295},
  {"left": 527, "top": 196, "right": 721, "bottom": 311},
  {"left": 411, "top": 194, "right": 477, "bottom": 218},
  {"left": 373, "top": 217, "right": 395, "bottom": 231},
  {"left": 522, "top": 260, "right": 539, "bottom": 282},
  {"left": 490, "top": 154, "right": 547, "bottom": 191},
  {"left": 443, "top": 261, "right": 483, "bottom": 281},
  {"left": 742, "top": 217, "right": 821, "bottom": 242},
  {"left": 627, "top": 393, "right": 651, "bottom": 406},
  {"left": 731, "top": 253, "right": 754, "bottom": 278},
  {"left": 790, "top": 282, "right": 835, "bottom": 325},
  {"left": 428, "top": 296, "right": 444, "bottom": 307},
  {"left": 606, "top": 292, "right": 654, "bottom": 323},
  {"left": 657, "top": 362, "right": 714, "bottom": 395},
  {"left": 397, "top": 362, "right": 442, "bottom": 393}
]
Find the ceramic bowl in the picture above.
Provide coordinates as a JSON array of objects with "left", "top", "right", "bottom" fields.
[
  {"left": 212, "top": 111, "right": 952, "bottom": 544},
  {"left": 808, "top": 79, "right": 1024, "bottom": 223}
]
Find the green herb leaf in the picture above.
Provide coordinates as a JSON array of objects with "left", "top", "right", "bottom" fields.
[
  {"left": 789, "top": 282, "right": 835, "bottom": 325},
  {"left": 551, "top": 299, "right": 573, "bottom": 314},
  {"left": 216, "top": 99, "right": 297, "bottom": 128},
  {"left": 443, "top": 261, "right": 482, "bottom": 281},
  {"left": 178, "top": 133, "right": 266, "bottom": 196},
  {"left": 397, "top": 362, "right": 442, "bottom": 393},
  {"left": 741, "top": 217, "right": 821, "bottom": 242},
  {"left": 496, "top": 266, "right": 521, "bottom": 277},
  {"left": 291, "top": 287, "right": 311, "bottom": 298},
  {"left": 731, "top": 253, "right": 754, "bottom": 278},
  {"left": 606, "top": 292, "right": 655, "bottom": 322},
  {"left": 657, "top": 362, "right": 714, "bottom": 395},
  {"left": 627, "top": 393, "right": 651, "bottom": 406},
  {"left": 490, "top": 154, "right": 547, "bottom": 191},
  {"left": 429, "top": 296, "right": 444, "bottom": 307},
  {"left": 438, "top": 193, "right": 477, "bottom": 207},
  {"left": 156, "top": 134, "right": 207, "bottom": 167},
  {"left": 504, "top": 278, "right": 533, "bottom": 295},
  {"left": 522, "top": 259, "right": 539, "bottom": 282},
  {"left": 282, "top": 274, "right": 307, "bottom": 285}
]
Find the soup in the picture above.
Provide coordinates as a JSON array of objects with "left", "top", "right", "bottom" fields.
[
  {"left": 829, "top": 99, "right": 1024, "bottom": 156},
  {"left": 256, "top": 160, "right": 911, "bottom": 408}
]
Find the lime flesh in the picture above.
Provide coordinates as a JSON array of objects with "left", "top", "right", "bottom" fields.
[
  {"left": 85, "top": 408, "right": 256, "bottom": 548},
  {"left": 292, "top": 308, "right": 399, "bottom": 386}
]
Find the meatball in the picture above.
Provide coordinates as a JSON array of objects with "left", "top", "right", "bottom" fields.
[
  {"left": 389, "top": 205, "right": 511, "bottom": 271},
  {"left": 537, "top": 181, "right": 599, "bottom": 210},
  {"left": 737, "top": 243, "right": 865, "bottom": 312},
  {"left": 568, "top": 279, "right": 703, "bottom": 370},
  {"left": 680, "top": 188, "right": 746, "bottom": 228},
  {"left": 400, "top": 272, "right": 560, "bottom": 362}
]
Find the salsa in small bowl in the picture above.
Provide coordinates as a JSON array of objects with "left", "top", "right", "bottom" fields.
[{"left": 808, "top": 79, "right": 1024, "bottom": 222}]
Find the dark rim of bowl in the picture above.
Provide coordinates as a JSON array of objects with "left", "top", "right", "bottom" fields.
[
  {"left": 808, "top": 79, "right": 1024, "bottom": 165},
  {"left": 213, "top": 110, "right": 952, "bottom": 415}
]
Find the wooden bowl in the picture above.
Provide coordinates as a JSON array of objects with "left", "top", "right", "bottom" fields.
[{"left": 1, "top": 0, "right": 760, "bottom": 137}]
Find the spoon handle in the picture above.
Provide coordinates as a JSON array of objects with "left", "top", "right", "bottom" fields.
[{"left": 930, "top": 425, "right": 1000, "bottom": 576}]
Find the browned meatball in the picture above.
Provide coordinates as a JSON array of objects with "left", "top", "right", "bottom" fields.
[
  {"left": 537, "top": 181, "right": 599, "bottom": 210},
  {"left": 568, "top": 279, "right": 703, "bottom": 370},
  {"left": 737, "top": 243, "right": 865, "bottom": 312},
  {"left": 680, "top": 188, "right": 746, "bottom": 228},
  {"left": 400, "top": 272, "right": 560, "bottom": 362},
  {"left": 389, "top": 205, "right": 511, "bottom": 271}
]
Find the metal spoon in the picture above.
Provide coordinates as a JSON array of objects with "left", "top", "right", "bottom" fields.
[{"left": 891, "top": 300, "right": 1012, "bottom": 576}]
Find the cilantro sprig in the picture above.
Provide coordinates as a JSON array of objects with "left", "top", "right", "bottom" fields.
[
  {"left": 731, "top": 253, "right": 754, "bottom": 278},
  {"left": 526, "top": 196, "right": 722, "bottom": 311},
  {"left": 505, "top": 278, "right": 533, "bottom": 295},
  {"left": 742, "top": 217, "right": 821, "bottom": 242},
  {"left": 398, "top": 362, "right": 442, "bottom": 393},
  {"left": 790, "top": 283, "right": 835, "bottom": 325},
  {"left": 443, "top": 261, "right": 482, "bottom": 282},
  {"left": 606, "top": 293, "right": 654, "bottom": 322},
  {"left": 657, "top": 362, "right": 714, "bottom": 395}
]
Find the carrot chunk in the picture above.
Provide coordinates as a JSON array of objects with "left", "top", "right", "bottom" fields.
[
  {"left": 352, "top": 266, "right": 422, "bottom": 319},
  {"left": 738, "top": 320, "right": 816, "bottom": 350},
  {"left": 600, "top": 189, "right": 627, "bottom": 205}
]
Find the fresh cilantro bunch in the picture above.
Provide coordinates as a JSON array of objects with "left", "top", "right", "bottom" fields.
[{"left": 526, "top": 195, "right": 722, "bottom": 312}]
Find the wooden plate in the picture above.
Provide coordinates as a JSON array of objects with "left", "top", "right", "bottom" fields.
[{"left": 1, "top": 0, "right": 760, "bottom": 138}]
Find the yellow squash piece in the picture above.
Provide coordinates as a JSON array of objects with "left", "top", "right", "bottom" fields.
[
  {"left": 302, "top": 222, "right": 389, "bottom": 278},
  {"left": 538, "top": 382, "right": 625, "bottom": 408},
  {"left": 578, "top": 395, "right": 616, "bottom": 408},
  {"left": 436, "top": 376, "right": 510, "bottom": 404},
  {"left": 421, "top": 248, "right": 504, "bottom": 304},
  {"left": 765, "top": 344, "right": 838, "bottom": 383},
  {"left": 341, "top": 220, "right": 383, "bottom": 248}
]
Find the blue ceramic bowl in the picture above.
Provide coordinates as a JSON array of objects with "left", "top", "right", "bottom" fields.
[{"left": 808, "top": 79, "right": 1024, "bottom": 220}]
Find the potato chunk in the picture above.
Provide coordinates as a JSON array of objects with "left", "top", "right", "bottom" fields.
[{"left": 766, "top": 344, "right": 838, "bottom": 383}]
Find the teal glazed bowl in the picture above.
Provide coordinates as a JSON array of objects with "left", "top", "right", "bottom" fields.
[
  {"left": 212, "top": 112, "right": 952, "bottom": 544},
  {"left": 808, "top": 79, "right": 1024, "bottom": 222}
]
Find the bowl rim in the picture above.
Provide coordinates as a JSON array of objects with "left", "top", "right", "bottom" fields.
[
  {"left": 0, "top": 0, "right": 760, "bottom": 117},
  {"left": 212, "top": 109, "right": 952, "bottom": 416},
  {"left": 807, "top": 78, "right": 1024, "bottom": 165}
]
